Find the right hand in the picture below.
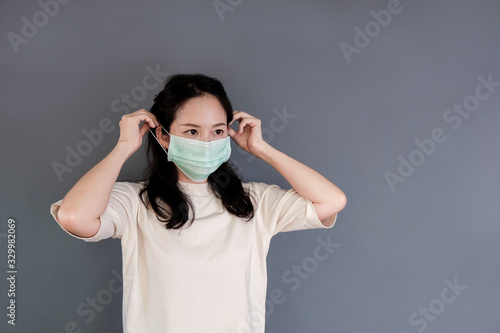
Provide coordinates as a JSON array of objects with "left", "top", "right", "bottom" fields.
[{"left": 117, "top": 109, "right": 160, "bottom": 154}]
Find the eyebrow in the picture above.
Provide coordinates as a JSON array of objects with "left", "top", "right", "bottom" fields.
[{"left": 180, "top": 123, "right": 227, "bottom": 128}]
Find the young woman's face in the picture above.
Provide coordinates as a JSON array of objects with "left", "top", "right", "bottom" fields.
[{"left": 157, "top": 94, "right": 229, "bottom": 183}]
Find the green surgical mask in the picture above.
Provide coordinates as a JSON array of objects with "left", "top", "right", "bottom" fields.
[{"left": 149, "top": 125, "right": 231, "bottom": 182}]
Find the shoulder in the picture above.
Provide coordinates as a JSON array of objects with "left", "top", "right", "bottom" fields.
[
  {"left": 114, "top": 180, "right": 146, "bottom": 191},
  {"left": 242, "top": 181, "right": 285, "bottom": 201},
  {"left": 111, "top": 181, "right": 147, "bottom": 199},
  {"left": 242, "top": 181, "right": 279, "bottom": 192}
]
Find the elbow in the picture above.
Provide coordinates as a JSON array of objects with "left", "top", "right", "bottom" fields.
[
  {"left": 56, "top": 204, "right": 100, "bottom": 238},
  {"left": 332, "top": 190, "right": 347, "bottom": 215},
  {"left": 56, "top": 205, "right": 79, "bottom": 231},
  {"left": 315, "top": 191, "right": 346, "bottom": 221},
  {"left": 339, "top": 191, "right": 347, "bottom": 212}
]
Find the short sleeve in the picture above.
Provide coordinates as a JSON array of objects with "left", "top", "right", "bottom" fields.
[
  {"left": 50, "top": 182, "right": 141, "bottom": 242},
  {"left": 248, "top": 182, "right": 337, "bottom": 237}
]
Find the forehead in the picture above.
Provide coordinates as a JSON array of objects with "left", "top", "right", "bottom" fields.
[{"left": 175, "top": 95, "right": 227, "bottom": 124}]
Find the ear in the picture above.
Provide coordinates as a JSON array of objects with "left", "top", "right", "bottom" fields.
[{"left": 155, "top": 126, "right": 170, "bottom": 149}]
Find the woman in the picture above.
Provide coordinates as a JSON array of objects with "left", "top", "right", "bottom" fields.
[{"left": 50, "top": 73, "right": 346, "bottom": 332}]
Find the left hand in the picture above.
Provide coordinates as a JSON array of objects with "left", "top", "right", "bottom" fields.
[{"left": 228, "top": 111, "right": 269, "bottom": 157}]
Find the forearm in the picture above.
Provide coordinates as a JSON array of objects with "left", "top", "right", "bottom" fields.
[
  {"left": 257, "top": 143, "right": 346, "bottom": 220},
  {"left": 57, "top": 142, "right": 134, "bottom": 224}
]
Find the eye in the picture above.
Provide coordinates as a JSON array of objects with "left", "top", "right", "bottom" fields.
[
  {"left": 215, "top": 129, "right": 224, "bottom": 135},
  {"left": 185, "top": 129, "right": 198, "bottom": 135}
]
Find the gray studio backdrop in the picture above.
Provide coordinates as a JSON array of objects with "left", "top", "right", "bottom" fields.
[{"left": 1, "top": 0, "right": 499, "bottom": 332}]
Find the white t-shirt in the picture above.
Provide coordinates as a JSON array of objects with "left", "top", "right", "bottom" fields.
[{"left": 50, "top": 181, "right": 336, "bottom": 332}]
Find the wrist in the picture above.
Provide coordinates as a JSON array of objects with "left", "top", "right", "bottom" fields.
[
  {"left": 254, "top": 142, "right": 276, "bottom": 162},
  {"left": 114, "top": 141, "right": 137, "bottom": 160}
]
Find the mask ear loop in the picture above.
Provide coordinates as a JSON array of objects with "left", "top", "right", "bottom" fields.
[
  {"left": 148, "top": 123, "right": 170, "bottom": 155},
  {"left": 148, "top": 122, "right": 184, "bottom": 236}
]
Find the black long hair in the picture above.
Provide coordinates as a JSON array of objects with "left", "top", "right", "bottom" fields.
[{"left": 139, "top": 73, "right": 254, "bottom": 230}]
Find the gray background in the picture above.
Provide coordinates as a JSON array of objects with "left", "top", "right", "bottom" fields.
[{"left": 1, "top": 0, "right": 499, "bottom": 332}]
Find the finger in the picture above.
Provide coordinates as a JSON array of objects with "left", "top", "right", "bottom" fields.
[
  {"left": 231, "top": 115, "right": 254, "bottom": 131},
  {"left": 229, "top": 114, "right": 238, "bottom": 125},
  {"left": 231, "top": 110, "right": 254, "bottom": 122},
  {"left": 142, "top": 111, "right": 160, "bottom": 128},
  {"left": 237, "top": 118, "right": 257, "bottom": 134},
  {"left": 227, "top": 126, "right": 237, "bottom": 138},
  {"left": 135, "top": 113, "right": 158, "bottom": 129},
  {"left": 138, "top": 121, "right": 152, "bottom": 137},
  {"left": 229, "top": 115, "right": 241, "bottom": 127},
  {"left": 132, "top": 109, "right": 158, "bottom": 125},
  {"left": 233, "top": 110, "right": 254, "bottom": 119},
  {"left": 145, "top": 111, "right": 160, "bottom": 125}
]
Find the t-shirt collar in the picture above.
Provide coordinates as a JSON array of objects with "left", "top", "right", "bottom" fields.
[{"left": 178, "top": 181, "right": 211, "bottom": 197}]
